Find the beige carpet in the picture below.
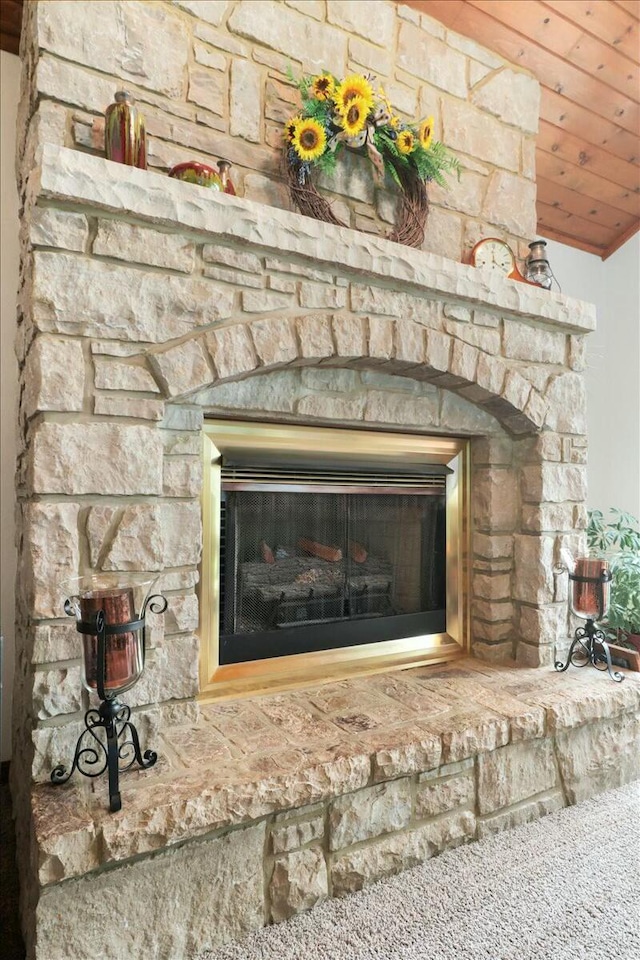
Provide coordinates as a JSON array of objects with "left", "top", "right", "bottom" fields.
[{"left": 198, "top": 781, "right": 640, "bottom": 960}]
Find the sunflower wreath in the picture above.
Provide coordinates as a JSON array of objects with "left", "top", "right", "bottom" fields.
[{"left": 284, "top": 70, "right": 460, "bottom": 248}]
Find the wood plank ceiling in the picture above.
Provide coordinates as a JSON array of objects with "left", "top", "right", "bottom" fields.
[
  {"left": 1, "top": 1, "right": 638, "bottom": 257},
  {"left": 402, "top": 0, "right": 640, "bottom": 258}
]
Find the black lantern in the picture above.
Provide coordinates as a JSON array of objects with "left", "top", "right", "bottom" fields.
[
  {"left": 554, "top": 557, "right": 623, "bottom": 682},
  {"left": 525, "top": 239, "right": 554, "bottom": 289},
  {"left": 51, "top": 575, "right": 168, "bottom": 811}
]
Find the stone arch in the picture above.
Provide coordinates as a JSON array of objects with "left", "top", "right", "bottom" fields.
[{"left": 144, "top": 312, "right": 548, "bottom": 437}]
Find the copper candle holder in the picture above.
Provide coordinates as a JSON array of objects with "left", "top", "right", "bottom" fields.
[
  {"left": 51, "top": 576, "right": 168, "bottom": 811},
  {"left": 555, "top": 557, "right": 622, "bottom": 682}
]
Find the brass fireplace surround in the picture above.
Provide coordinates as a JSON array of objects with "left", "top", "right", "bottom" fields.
[{"left": 199, "top": 420, "right": 470, "bottom": 701}]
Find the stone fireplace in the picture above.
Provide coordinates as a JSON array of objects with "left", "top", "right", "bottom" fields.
[{"left": 9, "top": 3, "right": 640, "bottom": 958}]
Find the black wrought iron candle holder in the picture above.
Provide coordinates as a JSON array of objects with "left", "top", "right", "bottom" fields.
[
  {"left": 51, "top": 578, "right": 168, "bottom": 812},
  {"left": 554, "top": 558, "right": 623, "bottom": 683}
]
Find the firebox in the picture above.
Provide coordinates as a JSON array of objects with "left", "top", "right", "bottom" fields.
[{"left": 199, "top": 421, "right": 469, "bottom": 699}]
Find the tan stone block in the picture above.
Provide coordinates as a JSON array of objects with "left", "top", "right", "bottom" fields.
[
  {"left": 297, "top": 394, "right": 365, "bottom": 421},
  {"left": 20, "top": 501, "right": 79, "bottom": 619},
  {"left": 477, "top": 739, "right": 556, "bottom": 814},
  {"left": 513, "top": 535, "right": 555, "bottom": 604},
  {"left": 228, "top": 2, "right": 347, "bottom": 76},
  {"left": 93, "top": 221, "right": 195, "bottom": 273},
  {"left": 521, "top": 463, "right": 588, "bottom": 503},
  {"left": 187, "top": 66, "right": 226, "bottom": 115},
  {"left": 524, "top": 389, "right": 548, "bottom": 429},
  {"left": 286, "top": 0, "right": 324, "bottom": 19},
  {"left": 473, "top": 534, "right": 513, "bottom": 559},
  {"left": 421, "top": 206, "right": 463, "bottom": 261},
  {"left": 430, "top": 169, "right": 486, "bottom": 218},
  {"left": 444, "top": 319, "right": 501, "bottom": 354},
  {"left": 242, "top": 289, "right": 292, "bottom": 313},
  {"left": 521, "top": 502, "right": 576, "bottom": 533},
  {"left": 37, "top": 0, "right": 189, "bottom": 97},
  {"left": 30, "top": 208, "right": 88, "bottom": 252},
  {"left": 556, "top": 712, "right": 640, "bottom": 805},
  {"left": 243, "top": 173, "right": 290, "bottom": 209},
  {"left": 33, "top": 665, "right": 83, "bottom": 720},
  {"left": 568, "top": 336, "right": 586, "bottom": 372},
  {"left": 471, "top": 68, "right": 539, "bottom": 134},
  {"left": 503, "top": 320, "right": 565, "bottom": 364},
  {"left": 164, "top": 594, "right": 199, "bottom": 635},
  {"left": 35, "top": 822, "right": 266, "bottom": 959},
  {"left": 32, "top": 252, "right": 233, "bottom": 343},
  {"left": 329, "top": 779, "right": 412, "bottom": 851},
  {"left": 173, "top": 0, "right": 229, "bottom": 26},
  {"left": 516, "top": 641, "right": 554, "bottom": 668},
  {"left": 194, "top": 41, "right": 227, "bottom": 71},
  {"left": 197, "top": 371, "right": 298, "bottom": 415},
  {"left": 442, "top": 98, "right": 520, "bottom": 173},
  {"left": 93, "top": 396, "right": 165, "bottom": 420},
  {"left": 394, "top": 319, "right": 425, "bottom": 365},
  {"left": 163, "top": 458, "right": 202, "bottom": 498},
  {"left": 331, "top": 811, "right": 475, "bottom": 896},
  {"left": 207, "top": 325, "right": 258, "bottom": 380},
  {"left": 203, "top": 265, "right": 263, "bottom": 288},
  {"left": 195, "top": 20, "right": 249, "bottom": 56},
  {"left": 368, "top": 316, "right": 394, "bottom": 361},
  {"left": 151, "top": 339, "right": 213, "bottom": 399},
  {"left": 328, "top": 0, "right": 395, "bottom": 46},
  {"left": 32, "top": 623, "right": 82, "bottom": 664},
  {"left": 250, "top": 317, "right": 298, "bottom": 367},
  {"left": 270, "top": 848, "right": 328, "bottom": 923},
  {"left": 348, "top": 35, "right": 392, "bottom": 75},
  {"left": 473, "top": 468, "right": 518, "bottom": 532},
  {"left": 86, "top": 505, "right": 118, "bottom": 567},
  {"left": 477, "top": 791, "right": 564, "bottom": 839},
  {"left": 472, "top": 621, "right": 513, "bottom": 644},
  {"left": 271, "top": 816, "right": 324, "bottom": 855},
  {"left": 300, "top": 283, "right": 347, "bottom": 310},
  {"left": 398, "top": 22, "right": 467, "bottom": 97},
  {"left": 425, "top": 329, "right": 452, "bottom": 374},
  {"left": 31, "top": 423, "right": 163, "bottom": 495},
  {"left": 472, "top": 573, "right": 512, "bottom": 600},
  {"left": 351, "top": 285, "right": 436, "bottom": 325},
  {"left": 123, "top": 633, "right": 199, "bottom": 708},
  {"left": 450, "top": 340, "right": 479, "bottom": 382},
  {"left": 482, "top": 170, "right": 537, "bottom": 238},
  {"left": 297, "top": 314, "right": 334, "bottom": 362},
  {"left": 23, "top": 336, "right": 85, "bottom": 416},
  {"left": 502, "top": 369, "right": 532, "bottom": 413},
  {"left": 364, "top": 391, "right": 439, "bottom": 427},
  {"left": 103, "top": 502, "right": 201, "bottom": 571},
  {"left": 440, "top": 392, "right": 499, "bottom": 434},
  {"left": 203, "top": 246, "right": 262, "bottom": 273},
  {"left": 332, "top": 314, "right": 365, "bottom": 358},
  {"left": 415, "top": 772, "right": 475, "bottom": 819},
  {"left": 94, "top": 359, "right": 160, "bottom": 393},
  {"left": 230, "top": 59, "right": 262, "bottom": 142},
  {"left": 475, "top": 353, "right": 506, "bottom": 398},
  {"left": 544, "top": 372, "right": 587, "bottom": 435},
  {"left": 303, "top": 369, "right": 359, "bottom": 392},
  {"left": 472, "top": 599, "right": 514, "bottom": 623}
]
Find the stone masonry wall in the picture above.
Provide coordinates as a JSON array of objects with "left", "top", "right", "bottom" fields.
[{"left": 17, "top": 0, "right": 539, "bottom": 264}]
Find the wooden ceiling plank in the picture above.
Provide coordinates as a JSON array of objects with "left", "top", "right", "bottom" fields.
[
  {"left": 411, "top": 1, "right": 640, "bottom": 133},
  {"left": 537, "top": 120, "right": 640, "bottom": 193},
  {"left": 613, "top": 1, "right": 640, "bottom": 22},
  {"left": 537, "top": 200, "right": 618, "bottom": 245},
  {"left": 537, "top": 222, "right": 609, "bottom": 256},
  {"left": 536, "top": 174, "right": 638, "bottom": 230},
  {"left": 542, "top": 0, "right": 640, "bottom": 63},
  {"left": 538, "top": 148, "right": 640, "bottom": 216},
  {"left": 471, "top": 0, "right": 640, "bottom": 101},
  {"left": 540, "top": 87, "right": 640, "bottom": 165},
  {"left": 603, "top": 219, "right": 640, "bottom": 257},
  {"left": 0, "top": 33, "right": 19, "bottom": 55}
]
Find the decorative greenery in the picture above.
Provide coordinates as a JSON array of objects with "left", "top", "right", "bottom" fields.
[
  {"left": 587, "top": 508, "right": 640, "bottom": 641},
  {"left": 284, "top": 68, "right": 460, "bottom": 193}
]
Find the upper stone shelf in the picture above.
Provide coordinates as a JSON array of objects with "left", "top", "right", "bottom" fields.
[{"left": 33, "top": 145, "right": 596, "bottom": 334}]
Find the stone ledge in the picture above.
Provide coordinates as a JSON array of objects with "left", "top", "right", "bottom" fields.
[
  {"left": 34, "top": 145, "right": 596, "bottom": 333},
  {"left": 32, "top": 658, "right": 640, "bottom": 888}
]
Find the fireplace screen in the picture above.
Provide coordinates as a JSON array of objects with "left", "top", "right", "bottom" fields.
[{"left": 219, "top": 474, "right": 447, "bottom": 663}]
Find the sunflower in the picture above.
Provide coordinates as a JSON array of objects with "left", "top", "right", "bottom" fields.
[
  {"left": 397, "top": 129, "right": 416, "bottom": 154},
  {"left": 311, "top": 74, "right": 335, "bottom": 100},
  {"left": 419, "top": 116, "right": 434, "bottom": 151},
  {"left": 284, "top": 115, "right": 301, "bottom": 143},
  {"left": 291, "top": 117, "right": 327, "bottom": 162},
  {"left": 338, "top": 95, "right": 369, "bottom": 137},
  {"left": 334, "top": 73, "right": 374, "bottom": 114}
]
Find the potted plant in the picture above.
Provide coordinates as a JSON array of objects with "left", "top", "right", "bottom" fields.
[{"left": 587, "top": 508, "right": 640, "bottom": 669}]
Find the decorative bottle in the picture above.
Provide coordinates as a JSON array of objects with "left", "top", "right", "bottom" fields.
[
  {"left": 105, "top": 90, "right": 147, "bottom": 169},
  {"left": 217, "top": 159, "right": 236, "bottom": 195}
]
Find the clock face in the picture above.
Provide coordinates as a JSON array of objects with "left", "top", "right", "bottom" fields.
[{"left": 470, "top": 239, "right": 516, "bottom": 277}]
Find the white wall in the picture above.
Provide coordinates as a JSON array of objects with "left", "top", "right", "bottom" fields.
[
  {"left": 544, "top": 235, "right": 640, "bottom": 518},
  {"left": 0, "top": 49, "right": 21, "bottom": 760}
]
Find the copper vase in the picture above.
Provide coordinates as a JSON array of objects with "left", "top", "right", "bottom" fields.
[{"left": 105, "top": 90, "right": 147, "bottom": 169}]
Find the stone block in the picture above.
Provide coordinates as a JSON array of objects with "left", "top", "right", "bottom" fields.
[
  {"left": 472, "top": 573, "right": 512, "bottom": 600},
  {"left": 102, "top": 501, "right": 201, "bottom": 571},
  {"left": 421, "top": 206, "right": 463, "bottom": 262},
  {"left": 207, "top": 325, "right": 258, "bottom": 381},
  {"left": 521, "top": 463, "right": 588, "bottom": 504},
  {"left": 37, "top": 0, "right": 189, "bottom": 98},
  {"left": 471, "top": 68, "right": 540, "bottom": 134},
  {"left": 473, "top": 534, "right": 513, "bottom": 559},
  {"left": 513, "top": 535, "right": 555, "bottom": 604},
  {"left": 187, "top": 66, "right": 226, "bottom": 115},
  {"left": 348, "top": 35, "right": 392, "bottom": 75},
  {"left": 442, "top": 98, "right": 520, "bottom": 173},
  {"left": 271, "top": 817, "right": 324, "bottom": 855},
  {"left": 368, "top": 316, "right": 394, "bottom": 361},
  {"left": 203, "top": 245, "right": 262, "bottom": 273},
  {"left": 482, "top": 171, "right": 537, "bottom": 238},
  {"left": 164, "top": 594, "right": 199, "bottom": 635},
  {"left": 444, "top": 319, "right": 501, "bottom": 354},
  {"left": 331, "top": 811, "right": 475, "bottom": 896},
  {"left": 503, "top": 320, "right": 565, "bottom": 364},
  {"left": 32, "top": 623, "right": 82, "bottom": 663},
  {"left": 32, "top": 252, "right": 233, "bottom": 343},
  {"left": 397, "top": 22, "right": 467, "bottom": 97},
  {"left": 297, "top": 394, "right": 365, "bottom": 421},
  {"left": 300, "top": 283, "right": 347, "bottom": 310},
  {"left": 327, "top": 0, "right": 395, "bottom": 46},
  {"left": 242, "top": 289, "right": 292, "bottom": 313},
  {"left": 332, "top": 314, "right": 365, "bottom": 358},
  {"left": 31, "top": 423, "right": 163, "bottom": 495},
  {"left": 30, "top": 207, "right": 88, "bottom": 252},
  {"left": 329, "top": 779, "right": 412, "bottom": 851},
  {"left": 163, "top": 458, "right": 202, "bottom": 497},
  {"left": 230, "top": 59, "right": 261, "bottom": 142},
  {"left": 270, "top": 848, "right": 328, "bottom": 922},
  {"left": 477, "top": 791, "right": 565, "bottom": 839},
  {"left": 303, "top": 369, "right": 360, "bottom": 392},
  {"left": 228, "top": 2, "right": 347, "bottom": 76},
  {"left": 544, "top": 373, "right": 587, "bottom": 435},
  {"left": 173, "top": 1, "right": 229, "bottom": 26},
  {"left": 473, "top": 468, "right": 517, "bottom": 533},
  {"left": 297, "top": 314, "right": 335, "bottom": 362},
  {"left": 93, "top": 396, "right": 165, "bottom": 420},
  {"left": 425, "top": 330, "right": 452, "bottom": 374},
  {"left": 151, "top": 339, "right": 213, "bottom": 398},
  {"left": 555, "top": 711, "right": 640, "bottom": 805},
  {"left": 93, "top": 221, "right": 195, "bottom": 273},
  {"left": 395, "top": 319, "right": 425, "bottom": 365},
  {"left": 194, "top": 41, "right": 227, "bottom": 70},
  {"left": 23, "top": 336, "right": 85, "bottom": 416},
  {"left": 35, "top": 822, "right": 266, "bottom": 960},
  {"left": 477, "top": 738, "right": 557, "bottom": 814},
  {"left": 197, "top": 371, "right": 298, "bottom": 414},
  {"left": 32, "top": 665, "right": 83, "bottom": 720},
  {"left": 415, "top": 772, "right": 475, "bottom": 819},
  {"left": 124, "top": 633, "right": 199, "bottom": 708},
  {"left": 21, "top": 502, "right": 80, "bottom": 619},
  {"left": 251, "top": 317, "right": 298, "bottom": 367},
  {"left": 94, "top": 359, "right": 160, "bottom": 393},
  {"left": 363, "top": 391, "right": 439, "bottom": 427},
  {"left": 519, "top": 603, "right": 567, "bottom": 645}
]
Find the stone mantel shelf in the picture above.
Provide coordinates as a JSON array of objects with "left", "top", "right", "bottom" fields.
[
  {"left": 32, "top": 659, "right": 640, "bottom": 889},
  {"left": 33, "top": 144, "right": 596, "bottom": 334}
]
